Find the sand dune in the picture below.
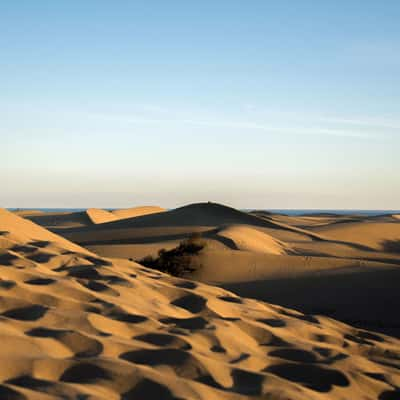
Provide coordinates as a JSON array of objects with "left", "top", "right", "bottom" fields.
[
  {"left": 111, "top": 205, "right": 166, "bottom": 219},
  {"left": 223, "top": 264, "right": 400, "bottom": 338},
  {"left": 86, "top": 208, "right": 119, "bottom": 224},
  {"left": 64, "top": 202, "right": 289, "bottom": 231},
  {"left": 0, "top": 210, "right": 399, "bottom": 399},
  {"left": 26, "top": 210, "right": 93, "bottom": 229},
  {"left": 51, "top": 202, "right": 322, "bottom": 259},
  {"left": 0, "top": 209, "right": 92, "bottom": 255},
  {"left": 13, "top": 209, "right": 47, "bottom": 217},
  {"left": 19, "top": 206, "right": 166, "bottom": 229},
  {"left": 37, "top": 202, "right": 400, "bottom": 338},
  {"left": 311, "top": 221, "right": 400, "bottom": 251},
  {"left": 192, "top": 250, "right": 396, "bottom": 284},
  {"left": 217, "top": 225, "right": 293, "bottom": 255},
  {"left": 87, "top": 207, "right": 166, "bottom": 225}
]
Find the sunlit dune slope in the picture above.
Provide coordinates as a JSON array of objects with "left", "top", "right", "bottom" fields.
[
  {"left": 311, "top": 221, "right": 400, "bottom": 251},
  {"left": 86, "top": 207, "right": 167, "bottom": 225},
  {"left": 0, "top": 209, "right": 92, "bottom": 255},
  {"left": 86, "top": 208, "right": 119, "bottom": 224},
  {"left": 217, "top": 225, "right": 293, "bottom": 255},
  {"left": 111, "top": 205, "right": 166, "bottom": 219},
  {"left": 17, "top": 205, "right": 167, "bottom": 230}
]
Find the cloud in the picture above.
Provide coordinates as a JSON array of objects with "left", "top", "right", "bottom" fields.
[
  {"left": 240, "top": 107, "right": 400, "bottom": 135},
  {"left": 85, "top": 111, "right": 377, "bottom": 139},
  {"left": 10, "top": 103, "right": 397, "bottom": 141}
]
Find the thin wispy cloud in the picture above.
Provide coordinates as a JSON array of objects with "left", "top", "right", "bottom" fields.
[
  {"left": 242, "top": 106, "right": 400, "bottom": 132},
  {"left": 84, "top": 111, "right": 380, "bottom": 139},
  {"left": 2, "top": 104, "right": 393, "bottom": 140}
]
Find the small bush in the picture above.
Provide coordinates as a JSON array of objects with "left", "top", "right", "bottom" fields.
[{"left": 137, "top": 234, "right": 205, "bottom": 277}]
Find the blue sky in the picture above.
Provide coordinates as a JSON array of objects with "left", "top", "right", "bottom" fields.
[{"left": 1, "top": 1, "right": 399, "bottom": 208}]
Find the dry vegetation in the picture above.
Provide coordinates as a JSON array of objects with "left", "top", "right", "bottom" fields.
[{"left": 137, "top": 233, "right": 205, "bottom": 276}]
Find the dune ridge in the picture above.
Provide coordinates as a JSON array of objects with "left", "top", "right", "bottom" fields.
[
  {"left": 50, "top": 202, "right": 323, "bottom": 258},
  {"left": 59, "top": 202, "right": 300, "bottom": 231},
  {"left": 0, "top": 209, "right": 92, "bottom": 255},
  {"left": 0, "top": 210, "right": 399, "bottom": 399},
  {"left": 111, "top": 205, "right": 166, "bottom": 219},
  {"left": 86, "top": 208, "right": 119, "bottom": 224},
  {"left": 19, "top": 205, "right": 167, "bottom": 229},
  {"left": 86, "top": 206, "right": 167, "bottom": 225},
  {"left": 26, "top": 210, "right": 93, "bottom": 229}
]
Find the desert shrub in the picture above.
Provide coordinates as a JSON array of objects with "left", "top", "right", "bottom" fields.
[{"left": 138, "top": 234, "right": 205, "bottom": 277}]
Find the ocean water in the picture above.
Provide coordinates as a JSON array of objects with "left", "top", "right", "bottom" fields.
[
  {"left": 261, "top": 209, "right": 400, "bottom": 216},
  {"left": 8, "top": 208, "right": 88, "bottom": 213},
  {"left": 7, "top": 208, "right": 400, "bottom": 216}
]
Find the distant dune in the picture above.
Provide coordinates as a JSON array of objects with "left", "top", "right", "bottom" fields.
[
  {"left": 20, "top": 205, "right": 167, "bottom": 229},
  {"left": 0, "top": 209, "right": 399, "bottom": 399},
  {"left": 111, "top": 205, "right": 166, "bottom": 219},
  {"left": 0, "top": 208, "right": 92, "bottom": 255},
  {"left": 13, "top": 209, "right": 47, "bottom": 217},
  {"left": 26, "top": 210, "right": 93, "bottom": 229},
  {"left": 86, "top": 208, "right": 119, "bottom": 224},
  {"left": 87, "top": 206, "right": 166, "bottom": 224},
  {"left": 311, "top": 220, "right": 400, "bottom": 251}
]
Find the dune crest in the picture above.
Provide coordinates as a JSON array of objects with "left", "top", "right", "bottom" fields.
[
  {"left": 22, "top": 210, "right": 93, "bottom": 229},
  {"left": 111, "top": 205, "right": 166, "bottom": 219},
  {"left": 86, "top": 206, "right": 166, "bottom": 225}
]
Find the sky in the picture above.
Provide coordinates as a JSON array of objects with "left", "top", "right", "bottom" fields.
[{"left": 1, "top": 1, "right": 399, "bottom": 209}]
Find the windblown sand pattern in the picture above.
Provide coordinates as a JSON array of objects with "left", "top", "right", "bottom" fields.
[{"left": 0, "top": 208, "right": 399, "bottom": 399}]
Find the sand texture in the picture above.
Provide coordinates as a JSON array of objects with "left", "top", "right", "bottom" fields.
[{"left": 0, "top": 208, "right": 399, "bottom": 399}]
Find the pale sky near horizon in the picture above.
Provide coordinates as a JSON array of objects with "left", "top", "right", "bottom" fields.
[{"left": 1, "top": 1, "right": 399, "bottom": 209}]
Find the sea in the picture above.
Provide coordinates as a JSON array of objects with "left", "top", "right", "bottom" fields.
[
  {"left": 7, "top": 208, "right": 400, "bottom": 217},
  {"left": 258, "top": 209, "right": 400, "bottom": 216}
]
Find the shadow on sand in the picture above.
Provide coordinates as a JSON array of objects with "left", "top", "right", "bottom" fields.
[{"left": 223, "top": 266, "right": 400, "bottom": 338}]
